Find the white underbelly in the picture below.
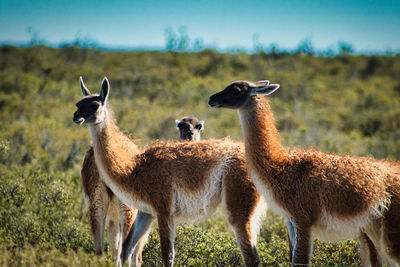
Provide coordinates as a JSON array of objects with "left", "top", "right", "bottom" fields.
[
  {"left": 313, "top": 198, "right": 388, "bottom": 242},
  {"left": 312, "top": 212, "right": 367, "bottom": 241},
  {"left": 172, "top": 160, "right": 225, "bottom": 223},
  {"left": 173, "top": 189, "right": 221, "bottom": 223}
]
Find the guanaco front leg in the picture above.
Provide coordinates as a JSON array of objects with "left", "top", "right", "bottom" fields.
[
  {"left": 292, "top": 225, "right": 312, "bottom": 267},
  {"left": 157, "top": 216, "right": 176, "bottom": 267},
  {"left": 231, "top": 223, "right": 261, "bottom": 267}
]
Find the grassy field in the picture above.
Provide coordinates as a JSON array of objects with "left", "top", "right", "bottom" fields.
[{"left": 0, "top": 45, "right": 399, "bottom": 266}]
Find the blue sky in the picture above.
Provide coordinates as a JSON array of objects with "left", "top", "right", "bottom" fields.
[{"left": 1, "top": 0, "right": 399, "bottom": 52}]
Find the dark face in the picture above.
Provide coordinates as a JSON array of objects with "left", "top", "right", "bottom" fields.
[
  {"left": 208, "top": 82, "right": 252, "bottom": 109},
  {"left": 73, "top": 96, "right": 102, "bottom": 125},
  {"left": 177, "top": 119, "right": 202, "bottom": 141},
  {"left": 178, "top": 123, "right": 194, "bottom": 141},
  {"left": 73, "top": 77, "right": 110, "bottom": 125}
]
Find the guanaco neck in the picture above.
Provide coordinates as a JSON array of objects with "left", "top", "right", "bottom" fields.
[
  {"left": 238, "top": 95, "right": 289, "bottom": 171},
  {"left": 88, "top": 109, "right": 139, "bottom": 187}
]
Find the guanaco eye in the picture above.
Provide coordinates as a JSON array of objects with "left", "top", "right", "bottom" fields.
[
  {"left": 231, "top": 86, "right": 240, "bottom": 95},
  {"left": 90, "top": 103, "right": 99, "bottom": 111}
]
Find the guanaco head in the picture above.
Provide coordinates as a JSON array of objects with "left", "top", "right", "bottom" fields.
[
  {"left": 175, "top": 116, "right": 204, "bottom": 141},
  {"left": 73, "top": 77, "right": 110, "bottom": 125},
  {"left": 208, "top": 80, "right": 280, "bottom": 109}
]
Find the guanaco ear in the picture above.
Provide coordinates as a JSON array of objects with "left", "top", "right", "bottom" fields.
[
  {"left": 195, "top": 121, "right": 204, "bottom": 131},
  {"left": 255, "top": 80, "right": 270, "bottom": 87},
  {"left": 80, "top": 76, "right": 91, "bottom": 96},
  {"left": 100, "top": 77, "right": 110, "bottom": 104},
  {"left": 251, "top": 83, "right": 280, "bottom": 96},
  {"left": 175, "top": 119, "right": 180, "bottom": 130}
]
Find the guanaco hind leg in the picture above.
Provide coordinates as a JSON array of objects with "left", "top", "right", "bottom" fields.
[
  {"left": 359, "top": 231, "right": 382, "bottom": 267},
  {"left": 89, "top": 185, "right": 110, "bottom": 255},
  {"left": 223, "top": 158, "right": 265, "bottom": 267}
]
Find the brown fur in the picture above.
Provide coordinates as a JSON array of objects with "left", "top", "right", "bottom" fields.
[
  {"left": 209, "top": 80, "right": 400, "bottom": 266},
  {"left": 74, "top": 77, "right": 265, "bottom": 267}
]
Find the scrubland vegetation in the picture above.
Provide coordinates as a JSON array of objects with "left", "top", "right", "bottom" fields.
[{"left": 0, "top": 45, "right": 399, "bottom": 266}]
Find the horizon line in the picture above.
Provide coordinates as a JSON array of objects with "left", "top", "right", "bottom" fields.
[{"left": 1, "top": 39, "right": 399, "bottom": 56}]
